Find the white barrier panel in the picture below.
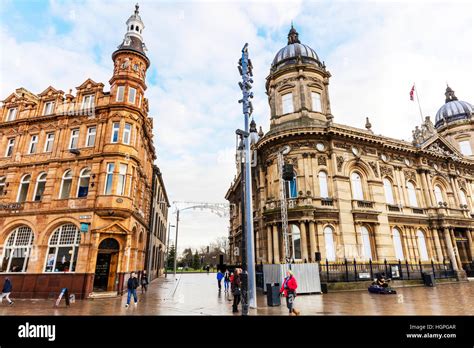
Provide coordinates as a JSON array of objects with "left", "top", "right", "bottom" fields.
[{"left": 263, "top": 263, "right": 321, "bottom": 294}]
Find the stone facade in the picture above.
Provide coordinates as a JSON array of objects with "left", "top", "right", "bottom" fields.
[
  {"left": 146, "top": 165, "right": 170, "bottom": 282},
  {"left": 226, "top": 27, "right": 474, "bottom": 279},
  {"left": 0, "top": 5, "right": 162, "bottom": 298}
]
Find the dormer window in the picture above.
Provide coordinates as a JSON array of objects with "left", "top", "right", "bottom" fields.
[
  {"left": 282, "top": 93, "right": 293, "bottom": 114},
  {"left": 81, "top": 94, "right": 94, "bottom": 109},
  {"left": 311, "top": 92, "right": 322, "bottom": 112},
  {"left": 6, "top": 108, "right": 17, "bottom": 121},
  {"left": 43, "top": 101, "right": 54, "bottom": 115},
  {"left": 459, "top": 140, "right": 472, "bottom": 156}
]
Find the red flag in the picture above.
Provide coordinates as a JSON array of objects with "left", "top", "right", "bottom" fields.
[{"left": 410, "top": 85, "right": 415, "bottom": 101}]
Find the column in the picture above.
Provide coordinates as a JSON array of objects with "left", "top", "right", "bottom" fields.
[
  {"left": 316, "top": 222, "right": 326, "bottom": 260},
  {"left": 266, "top": 225, "right": 273, "bottom": 264},
  {"left": 272, "top": 224, "right": 280, "bottom": 264},
  {"left": 420, "top": 171, "right": 433, "bottom": 207},
  {"left": 399, "top": 170, "right": 409, "bottom": 206},
  {"left": 401, "top": 227, "right": 411, "bottom": 261},
  {"left": 431, "top": 228, "right": 444, "bottom": 262},
  {"left": 309, "top": 221, "right": 317, "bottom": 262},
  {"left": 444, "top": 228, "right": 459, "bottom": 271},
  {"left": 450, "top": 228, "right": 462, "bottom": 270},
  {"left": 300, "top": 221, "right": 308, "bottom": 262},
  {"left": 426, "top": 173, "right": 437, "bottom": 207},
  {"left": 394, "top": 168, "right": 405, "bottom": 206},
  {"left": 467, "top": 230, "right": 474, "bottom": 261},
  {"left": 450, "top": 176, "right": 460, "bottom": 207}
]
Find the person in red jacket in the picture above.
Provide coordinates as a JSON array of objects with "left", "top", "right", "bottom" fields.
[{"left": 280, "top": 270, "right": 300, "bottom": 315}]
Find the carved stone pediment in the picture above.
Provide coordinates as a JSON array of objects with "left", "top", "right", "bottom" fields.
[
  {"left": 380, "top": 165, "right": 394, "bottom": 178},
  {"left": 403, "top": 170, "right": 416, "bottom": 182},
  {"left": 94, "top": 222, "right": 130, "bottom": 234},
  {"left": 425, "top": 141, "right": 460, "bottom": 160}
]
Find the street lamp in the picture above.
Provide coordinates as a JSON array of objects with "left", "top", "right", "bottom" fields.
[
  {"left": 164, "top": 223, "right": 175, "bottom": 278},
  {"left": 237, "top": 43, "right": 257, "bottom": 312}
]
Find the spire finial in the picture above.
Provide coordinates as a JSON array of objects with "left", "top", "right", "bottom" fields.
[
  {"left": 287, "top": 23, "right": 300, "bottom": 44},
  {"left": 445, "top": 84, "right": 458, "bottom": 103},
  {"left": 135, "top": 3, "right": 139, "bottom": 15}
]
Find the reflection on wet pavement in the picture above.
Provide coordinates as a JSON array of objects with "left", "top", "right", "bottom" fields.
[{"left": 0, "top": 273, "right": 472, "bottom": 316}]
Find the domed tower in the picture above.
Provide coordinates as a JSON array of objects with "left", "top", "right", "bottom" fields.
[
  {"left": 434, "top": 86, "right": 473, "bottom": 157},
  {"left": 266, "top": 25, "right": 332, "bottom": 133},
  {"left": 110, "top": 3, "right": 150, "bottom": 110}
]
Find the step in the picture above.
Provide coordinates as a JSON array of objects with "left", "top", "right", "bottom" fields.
[{"left": 88, "top": 291, "right": 119, "bottom": 299}]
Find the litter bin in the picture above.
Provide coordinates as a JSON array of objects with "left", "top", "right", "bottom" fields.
[
  {"left": 422, "top": 272, "right": 435, "bottom": 287},
  {"left": 266, "top": 283, "right": 281, "bottom": 307}
]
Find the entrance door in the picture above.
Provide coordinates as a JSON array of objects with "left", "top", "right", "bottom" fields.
[
  {"left": 93, "top": 238, "right": 120, "bottom": 292},
  {"left": 93, "top": 253, "right": 111, "bottom": 291}
]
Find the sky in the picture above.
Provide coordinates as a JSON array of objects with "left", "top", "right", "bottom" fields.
[{"left": 0, "top": 0, "right": 473, "bottom": 255}]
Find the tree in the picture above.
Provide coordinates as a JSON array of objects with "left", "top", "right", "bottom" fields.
[
  {"left": 181, "top": 248, "right": 193, "bottom": 267},
  {"left": 167, "top": 244, "right": 176, "bottom": 270},
  {"left": 192, "top": 251, "right": 200, "bottom": 270}
]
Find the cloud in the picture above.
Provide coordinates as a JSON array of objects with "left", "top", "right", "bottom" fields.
[{"left": 1, "top": 0, "right": 472, "bottom": 253}]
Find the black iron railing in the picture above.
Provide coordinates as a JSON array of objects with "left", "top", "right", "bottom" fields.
[{"left": 319, "top": 258, "right": 456, "bottom": 283}]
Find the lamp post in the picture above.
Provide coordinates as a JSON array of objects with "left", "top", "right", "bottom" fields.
[
  {"left": 164, "top": 223, "right": 175, "bottom": 278},
  {"left": 237, "top": 43, "right": 257, "bottom": 311}
]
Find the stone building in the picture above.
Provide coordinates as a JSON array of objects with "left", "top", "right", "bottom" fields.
[
  {"left": 0, "top": 5, "right": 162, "bottom": 298},
  {"left": 226, "top": 26, "right": 474, "bottom": 279},
  {"left": 146, "top": 165, "right": 170, "bottom": 281}
]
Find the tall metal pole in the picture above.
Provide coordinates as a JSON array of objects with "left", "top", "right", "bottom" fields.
[
  {"left": 173, "top": 209, "right": 180, "bottom": 279},
  {"left": 239, "top": 43, "right": 257, "bottom": 309}
]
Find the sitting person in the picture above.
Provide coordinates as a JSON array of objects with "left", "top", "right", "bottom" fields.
[{"left": 375, "top": 273, "right": 388, "bottom": 288}]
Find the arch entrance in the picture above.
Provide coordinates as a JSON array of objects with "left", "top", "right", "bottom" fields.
[{"left": 93, "top": 238, "right": 120, "bottom": 292}]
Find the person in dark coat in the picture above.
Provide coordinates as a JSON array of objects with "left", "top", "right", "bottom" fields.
[
  {"left": 1, "top": 278, "right": 14, "bottom": 305},
  {"left": 223, "top": 269, "right": 231, "bottom": 293},
  {"left": 231, "top": 268, "right": 242, "bottom": 313},
  {"left": 125, "top": 272, "right": 139, "bottom": 308},
  {"left": 280, "top": 270, "right": 299, "bottom": 315},
  {"left": 140, "top": 270, "right": 149, "bottom": 294}
]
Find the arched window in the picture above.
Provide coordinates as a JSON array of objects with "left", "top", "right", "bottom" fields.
[
  {"left": 383, "top": 178, "right": 395, "bottom": 204},
  {"left": 44, "top": 224, "right": 81, "bottom": 272},
  {"left": 406, "top": 181, "right": 418, "bottom": 207},
  {"left": 360, "top": 226, "right": 372, "bottom": 260},
  {"left": 59, "top": 170, "right": 73, "bottom": 199},
  {"left": 434, "top": 185, "right": 444, "bottom": 204},
  {"left": 290, "top": 224, "right": 301, "bottom": 260},
  {"left": 0, "top": 226, "right": 34, "bottom": 272},
  {"left": 33, "top": 172, "right": 47, "bottom": 202},
  {"left": 318, "top": 171, "right": 329, "bottom": 198},
  {"left": 416, "top": 230, "right": 429, "bottom": 261},
  {"left": 77, "top": 168, "right": 91, "bottom": 198},
  {"left": 17, "top": 174, "right": 31, "bottom": 202},
  {"left": 459, "top": 190, "right": 468, "bottom": 207},
  {"left": 351, "top": 172, "right": 364, "bottom": 200},
  {"left": 392, "top": 228, "right": 404, "bottom": 261},
  {"left": 286, "top": 176, "right": 297, "bottom": 199},
  {"left": 324, "top": 226, "right": 336, "bottom": 261},
  {"left": 131, "top": 25, "right": 134, "bottom": 30}
]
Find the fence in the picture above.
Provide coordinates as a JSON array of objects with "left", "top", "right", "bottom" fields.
[{"left": 319, "top": 259, "right": 456, "bottom": 283}]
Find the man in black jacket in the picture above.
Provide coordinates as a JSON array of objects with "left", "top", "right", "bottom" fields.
[
  {"left": 1, "top": 278, "right": 14, "bottom": 305},
  {"left": 125, "top": 272, "right": 139, "bottom": 308}
]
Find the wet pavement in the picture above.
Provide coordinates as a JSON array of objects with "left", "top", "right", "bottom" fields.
[{"left": 0, "top": 273, "right": 472, "bottom": 315}]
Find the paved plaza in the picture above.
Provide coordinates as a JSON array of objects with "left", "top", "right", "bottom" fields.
[{"left": 0, "top": 273, "right": 473, "bottom": 316}]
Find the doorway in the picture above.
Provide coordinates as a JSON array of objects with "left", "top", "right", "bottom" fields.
[{"left": 93, "top": 238, "right": 120, "bottom": 292}]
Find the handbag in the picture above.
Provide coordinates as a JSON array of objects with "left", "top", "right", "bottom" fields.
[{"left": 232, "top": 287, "right": 241, "bottom": 296}]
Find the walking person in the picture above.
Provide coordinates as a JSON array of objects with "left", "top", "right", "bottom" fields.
[
  {"left": 280, "top": 270, "right": 300, "bottom": 315},
  {"left": 216, "top": 270, "right": 224, "bottom": 291},
  {"left": 231, "top": 268, "right": 242, "bottom": 313},
  {"left": 0, "top": 277, "right": 14, "bottom": 306},
  {"left": 54, "top": 287, "right": 70, "bottom": 307},
  {"left": 223, "top": 269, "right": 230, "bottom": 293},
  {"left": 140, "top": 270, "right": 149, "bottom": 294},
  {"left": 125, "top": 272, "right": 139, "bottom": 308}
]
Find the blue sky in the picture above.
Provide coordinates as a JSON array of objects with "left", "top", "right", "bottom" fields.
[{"left": 1, "top": 0, "right": 472, "bottom": 254}]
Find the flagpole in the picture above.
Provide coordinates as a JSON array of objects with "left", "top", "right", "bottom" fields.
[{"left": 414, "top": 83, "right": 424, "bottom": 123}]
